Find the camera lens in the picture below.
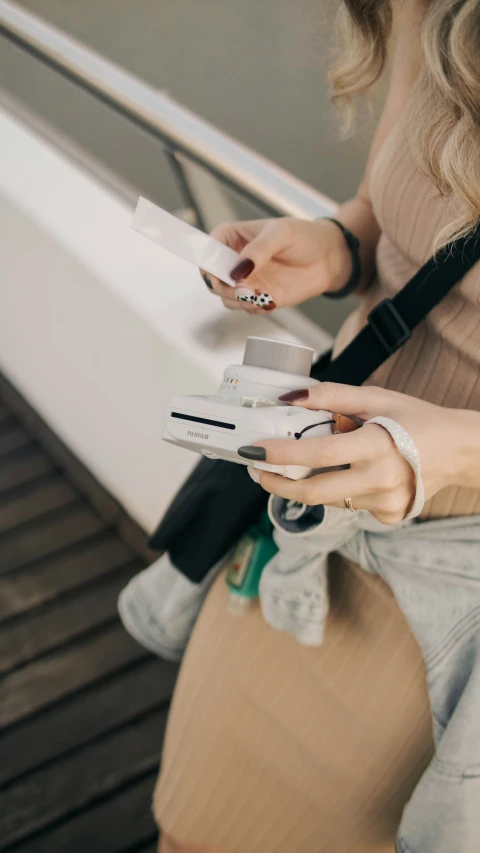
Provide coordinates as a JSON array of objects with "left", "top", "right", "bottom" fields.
[{"left": 243, "top": 337, "right": 314, "bottom": 376}]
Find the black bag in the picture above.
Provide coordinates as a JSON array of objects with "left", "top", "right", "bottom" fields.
[{"left": 149, "top": 229, "right": 480, "bottom": 581}]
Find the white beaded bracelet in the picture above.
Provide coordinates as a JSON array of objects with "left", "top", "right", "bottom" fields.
[{"left": 365, "top": 416, "right": 425, "bottom": 519}]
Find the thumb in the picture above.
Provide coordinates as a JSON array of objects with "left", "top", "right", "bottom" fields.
[
  {"left": 230, "top": 220, "right": 291, "bottom": 284},
  {"left": 281, "top": 381, "right": 393, "bottom": 420}
]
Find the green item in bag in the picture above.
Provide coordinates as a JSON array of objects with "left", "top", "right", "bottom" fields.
[{"left": 225, "top": 512, "right": 278, "bottom": 613}]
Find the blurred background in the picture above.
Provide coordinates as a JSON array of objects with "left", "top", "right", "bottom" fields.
[{"left": 1, "top": 0, "right": 379, "bottom": 206}]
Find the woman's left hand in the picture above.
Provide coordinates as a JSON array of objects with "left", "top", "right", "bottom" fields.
[{"left": 243, "top": 383, "right": 471, "bottom": 525}]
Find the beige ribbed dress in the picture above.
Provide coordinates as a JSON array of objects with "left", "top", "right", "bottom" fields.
[{"left": 153, "top": 124, "right": 480, "bottom": 851}]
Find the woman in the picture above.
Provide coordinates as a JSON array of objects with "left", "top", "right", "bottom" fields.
[{"left": 155, "top": 0, "right": 480, "bottom": 850}]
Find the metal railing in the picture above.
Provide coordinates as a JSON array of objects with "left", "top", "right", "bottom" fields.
[
  {"left": 0, "top": 0, "right": 336, "bottom": 230},
  {"left": 0, "top": 0, "right": 342, "bottom": 350}
]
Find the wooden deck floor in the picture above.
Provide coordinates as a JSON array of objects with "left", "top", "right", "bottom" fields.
[{"left": 0, "top": 376, "right": 178, "bottom": 852}]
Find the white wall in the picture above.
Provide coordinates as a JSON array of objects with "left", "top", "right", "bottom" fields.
[{"left": 0, "top": 105, "right": 330, "bottom": 532}]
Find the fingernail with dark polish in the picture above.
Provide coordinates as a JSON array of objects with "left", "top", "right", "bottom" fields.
[
  {"left": 238, "top": 445, "right": 267, "bottom": 461},
  {"left": 203, "top": 274, "right": 213, "bottom": 290},
  {"left": 262, "top": 302, "right": 277, "bottom": 311},
  {"left": 230, "top": 258, "right": 255, "bottom": 281},
  {"left": 278, "top": 389, "right": 310, "bottom": 402}
]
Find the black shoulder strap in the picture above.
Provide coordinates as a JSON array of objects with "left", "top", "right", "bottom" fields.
[{"left": 312, "top": 226, "right": 480, "bottom": 385}]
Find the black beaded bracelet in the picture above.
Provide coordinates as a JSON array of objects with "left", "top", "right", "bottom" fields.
[{"left": 321, "top": 217, "right": 362, "bottom": 299}]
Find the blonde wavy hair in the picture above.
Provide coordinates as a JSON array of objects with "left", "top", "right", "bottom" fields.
[{"left": 330, "top": 0, "right": 480, "bottom": 245}]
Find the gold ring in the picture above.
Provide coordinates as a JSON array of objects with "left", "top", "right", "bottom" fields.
[{"left": 344, "top": 497, "right": 356, "bottom": 513}]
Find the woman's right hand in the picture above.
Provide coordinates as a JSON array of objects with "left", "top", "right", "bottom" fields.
[{"left": 200, "top": 217, "right": 353, "bottom": 312}]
